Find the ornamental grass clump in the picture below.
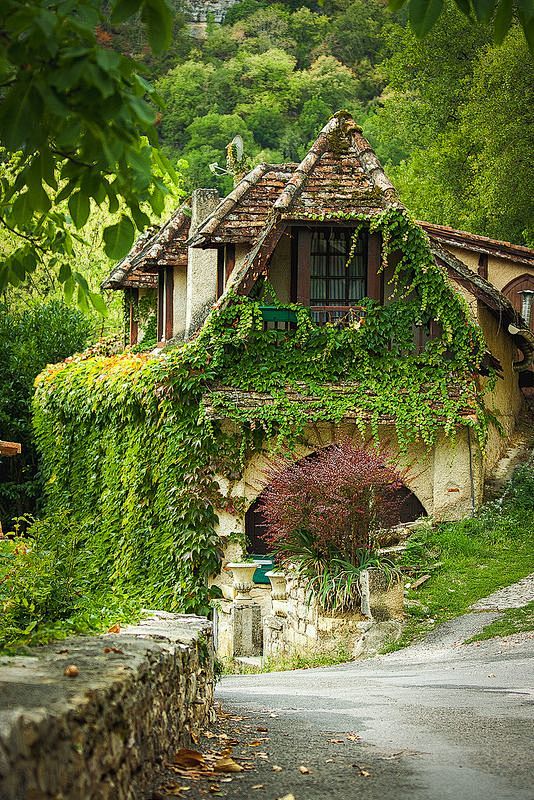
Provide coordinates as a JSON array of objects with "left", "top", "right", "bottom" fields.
[{"left": 258, "top": 442, "right": 405, "bottom": 612}]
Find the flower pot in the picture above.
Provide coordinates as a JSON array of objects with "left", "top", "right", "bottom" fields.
[
  {"left": 266, "top": 571, "right": 287, "bottom": 616},
  {"left": 225, "top": 562, "right": 259, "bottom": 600}
]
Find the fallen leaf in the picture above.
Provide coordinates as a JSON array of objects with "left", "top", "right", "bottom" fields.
[
  {"left": 272, "top": 765, "right": 283, "bottom": 772},
  {"left": 173, "top": 749, "right": 205, "bottom": 770},
  {"left": 107, "top": 623, "right": 121, "bottom": 633},
  {"left": 257, "top": 726, "right": 268, "bottom": 732},
  {"left": 64, "top": 664, "right": 79, "bottom": 678},
  {"left": 220, "top": 778, "right": 233, "bottom": 783},
  {"left": 252, "top": 785, "right": 265, "bottom": 790},
  {"left": 214, "top": 756, "right": 244, "bottom": 773},
  {"left": 103, "top": 646, "right": 124, "bottom": 654},
  {"left": 299, "top": 765, "right": 310, "bottom": 774},
  {"left": 346, "top": 733, "right": 361, "bottom": 742}
]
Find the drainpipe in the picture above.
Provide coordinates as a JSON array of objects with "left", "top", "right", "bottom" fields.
[{"left": 467, "top": 427, "right": 476, "bottom": 517}]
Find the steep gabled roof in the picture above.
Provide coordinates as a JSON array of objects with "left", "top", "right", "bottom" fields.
[
  {"left": 190, "top": 112, "right": 400, "bottom": 253},
  {"left": 432, "top": 241, "right": 534, "bottom": 371},
  {"left": 101, "top": 202, "right": 191, "bottom": 290},
  {"left": 421, "top": 222, "right": 534, "bottom": 268}
]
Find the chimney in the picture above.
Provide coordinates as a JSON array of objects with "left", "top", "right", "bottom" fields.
[{"left": 185, "top": 189, "right": 220, "bottom": 338}]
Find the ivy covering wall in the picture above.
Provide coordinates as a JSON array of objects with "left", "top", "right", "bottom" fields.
[{"left": 33, "top": 210, "right": 490, "bottom": 614}]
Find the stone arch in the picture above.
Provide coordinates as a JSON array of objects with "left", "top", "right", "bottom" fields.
[
  {"left": 502, "top": 273, "right": 534, "bottom": 332},
  {"left": 241, "top": 423, "right": 429, "bottom": 555}
]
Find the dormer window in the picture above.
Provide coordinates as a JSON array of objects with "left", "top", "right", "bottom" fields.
[
  {"left": 293, "top": 225, "right": 382, "bottom": 322},
  {"left": 310, "top": 228, "right": 367, "bottom": 311}
]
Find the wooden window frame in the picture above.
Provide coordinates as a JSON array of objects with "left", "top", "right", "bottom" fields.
[
  {"left": 292, "top": 225, "right": 382, "bottom": 306},
  {"left": 129, "top": 288, "right": 139, "bottom": 346},
  {"left": 157, "top": 271, "right": 164, "bottom": 341},
  {"left": 164, "top": 265, "right": 174, "bottom": 341}
]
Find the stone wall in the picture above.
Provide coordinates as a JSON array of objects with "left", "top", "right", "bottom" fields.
[
  {"left": 263, "top": 571, "right": 404, "bottom": 659},
  {"left": 0, "top": 612, "right": 214, "bottom": 800},
  {"left": 185, "top": 0, "right": 238, "bottom": 23}
]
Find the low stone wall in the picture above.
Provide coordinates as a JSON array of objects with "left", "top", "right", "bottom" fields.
[
  {"left": 264, "top": 571, "right": 404, "bottom": 659},
  {"left": 0, "top": 612, "right": 214, "bottom": 800}
]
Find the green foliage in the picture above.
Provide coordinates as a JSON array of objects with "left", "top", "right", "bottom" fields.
[
  {"left": 394, "top": 463, "right": 534, "bottom": 647},
  {"left": 387, "top": 0, "right": 534, "bottom": 53},
  {"left": 0, "top": 0, "right": 179, "bottom": 303},
  {"left": 0, "top": 514, "right": 142, "bottom": 652},
  {"left": 0, "top": 301, "right": 91, "bottom": 529},
  {"left": 27, "top": 210, "right": 490, "bottom": 641},
  {"left": 368, "top": 13, "right": 533, "bottom": 243},
  {"left": 467, "top": 601, "right": 534, "bottom": 641}
]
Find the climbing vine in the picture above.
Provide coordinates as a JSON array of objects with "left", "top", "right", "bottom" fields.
[{"left": 32, "top": 209, "right": 491, "bottom": 616}]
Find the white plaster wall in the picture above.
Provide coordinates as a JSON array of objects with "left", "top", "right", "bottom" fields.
[
  {"left": 172, "top": 266, "right": 187, "bottom": 339},
  {"left": 268, "top": 233, "right": 291, "bottom": 302}
]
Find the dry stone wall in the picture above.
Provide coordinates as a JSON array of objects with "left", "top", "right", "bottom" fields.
[{"left": 0, "top": 612, "right": 214, "bottom": 800}]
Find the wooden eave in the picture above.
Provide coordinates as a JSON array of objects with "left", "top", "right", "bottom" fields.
[
  {"left": 0, "top": 440, "right": 21, "bottom": 457},
  {"left": 421, "top": 222, "right": 534, "bottom": 268},
  {"left": 102, "top": 202, "right": 191, "bottom": 290},
  {"left": 432, "top": 241, "right": 534, "bottom": 371}
]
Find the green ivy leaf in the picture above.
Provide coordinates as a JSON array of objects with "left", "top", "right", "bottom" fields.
[
  {"left": 103, "top": 215, "right": 135, "bottom": 259},
  {"left": 409, "top": 0, "right": 444, "bottom": 37},
  {"left": 68, "top": 191, "right": 91, "bottom": 229}
]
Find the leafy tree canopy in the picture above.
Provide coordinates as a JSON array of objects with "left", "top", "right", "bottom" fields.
[
  {"left": 0, "top": 0, "right": 178, "bottom": 309},
  {"left": 387, "top": 0, "right": 534, "bottom": 53}
]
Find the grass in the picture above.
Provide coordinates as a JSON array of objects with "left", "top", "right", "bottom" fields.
[
  {"left": 466, "top": 601, "right": 534, "bottom": 642},
  {"left": 221, "top": 645, "right": 353, "bottom": 675},
  {"left": 383, "top": 463, "right": 534, "bottom": 651}
]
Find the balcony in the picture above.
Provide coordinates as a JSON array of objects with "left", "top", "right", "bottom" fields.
[{"left": 259, "top": 305, "right": 366, "bottom": 331}]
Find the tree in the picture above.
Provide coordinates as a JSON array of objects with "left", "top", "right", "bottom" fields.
[
  {"left": 0, "top": 301, "right": 91, "bottom": 529},
  {"left": 0, "top": 0, "right": 178, "bottom": 309},
  {"left": 387, "top": 0, "right": 534, "bottom": 54}
]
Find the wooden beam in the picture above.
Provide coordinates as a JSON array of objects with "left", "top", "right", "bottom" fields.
[
  {"left": 0, "top": 441, "right": 21, "bottom": 457},
  {"left": 367, "top": 232, "right": 382, "bottom": 302},
  {"left": 165, "top": 265, "right": 174, "bottom": 341},
  {"left": 225, "top": 244, "right": 236, "bottom": 282},
  {"left": 157, "top": 269, "right": 164, "bottom": 341},
  {"left": 129, "top": 288, "right": 139, "bottom": 346}
]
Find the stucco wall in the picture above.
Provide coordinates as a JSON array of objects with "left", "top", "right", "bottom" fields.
[
  {"left": 173, "top": 265, "right": 188, "bottom": 339},
  {"left": 268, "top": 232, "right": 292, "bottom": 302},
  {"left": 211, "top": 421, "right": 480, "bottom": 593},
  {"left": 446, "top": 245, "right": 526, "bottom": 293},
  {"left": 0, "top": 613, "right": 214, "bottom": 800}
]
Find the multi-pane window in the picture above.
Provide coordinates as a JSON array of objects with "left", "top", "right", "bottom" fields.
[{"left": 310, "top": 228, "right": 367, "bottom": 308}]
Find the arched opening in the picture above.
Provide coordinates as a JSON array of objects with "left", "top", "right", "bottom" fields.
[
  {"left": 502, "top": 274, "right": 534, "bottom": 332},
  {"left": 244, "top": 447, "right": 427, "bottom": 582}
]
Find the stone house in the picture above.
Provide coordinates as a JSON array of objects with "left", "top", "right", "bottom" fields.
[{"left": 102, "top": 113, "right": 534, "bottom": 658}]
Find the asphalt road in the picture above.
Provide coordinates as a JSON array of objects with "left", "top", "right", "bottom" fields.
[{"left": 214, "top": 613, "right": 534, "bottom": 800}]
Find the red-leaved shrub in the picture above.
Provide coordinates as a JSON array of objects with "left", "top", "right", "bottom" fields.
[{"left": 258, "top": 441, "right": 407, "bottom": 564}]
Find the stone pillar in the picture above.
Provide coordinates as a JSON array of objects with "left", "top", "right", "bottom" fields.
[
  {"left": 185, "top": 188, "right": 220, "bottom": 339},
  {"left": 233, "top": 603, "right": 262, "bottom": 657}
]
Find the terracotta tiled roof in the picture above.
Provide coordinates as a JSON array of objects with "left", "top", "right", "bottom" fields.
[
  {"left": 421, "top": 222, "right": 534, "bottom": 268},
  {"left": 101, "top": 202, "right": 191, "bottom": 290},
  {"left": 432, "top": 241, "right": 534, "bottom": 371},
  {"left": 190, "top": 112, "right": 400, "bottom": 253}
]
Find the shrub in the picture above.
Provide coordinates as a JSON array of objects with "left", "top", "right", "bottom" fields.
[
  {"left": 0, "top": 301, "right": 91, "bottom": 529},
  {"left": 258, "top": 442, "right": 405, "bottom": 611}
]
